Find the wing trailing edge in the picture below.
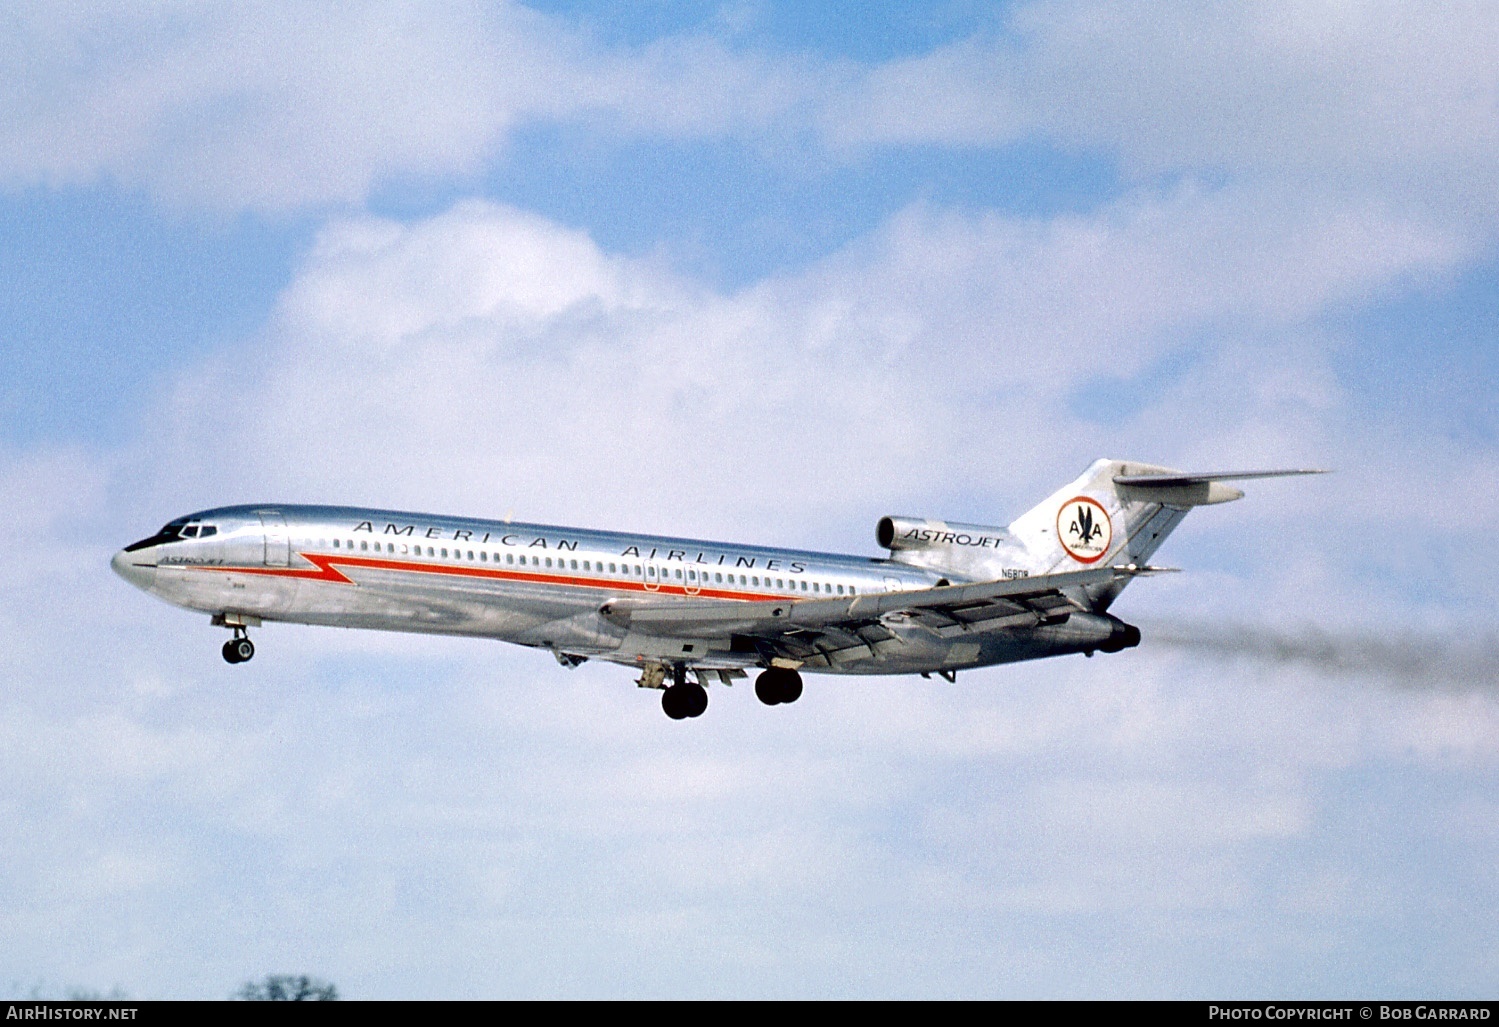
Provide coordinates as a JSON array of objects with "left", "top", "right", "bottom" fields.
[{"left": 599, "top": 564, "right": 1164, "bottom": 639}]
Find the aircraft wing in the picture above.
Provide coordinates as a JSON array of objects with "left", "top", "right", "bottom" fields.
[{"left": 599, "top": 565, "right": 1161, "bottom": 666}]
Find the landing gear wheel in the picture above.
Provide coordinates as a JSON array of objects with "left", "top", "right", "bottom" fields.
[
  {"left": 662, "top": 683, "right": 708, "bottom": 720},
  {"left": 662, "top": 687, "right": 689, "bottom": 719},
  {"left": 755, "top": 668, "right": 803, "bottom": 706},
  {"left": 222, "top": 637, "right": 254, "bottom": 664},
  {"left": 779, "top": 671, "right": 802, "bottom": 704},
  {"left": 755, "top": 670, "right": 783, "bottom": 705}
]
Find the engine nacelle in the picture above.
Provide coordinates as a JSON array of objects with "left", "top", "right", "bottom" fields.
[
  {"left": 876, "top": 516, "right": 1011, "bottom": 553},
  {"left": 1097, "top": 616, "right": 1142, "bottom": 653},
  {"left": 1036, "top": 612, "right": 1142, "bottom": 657}
]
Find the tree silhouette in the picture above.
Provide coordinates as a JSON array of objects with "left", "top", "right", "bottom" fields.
[{"left": 234, "top": 975, "right": 338, "bottom": 1001}]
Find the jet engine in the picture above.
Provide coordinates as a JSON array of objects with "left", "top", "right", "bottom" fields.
[
  {"left": 1096, "top": 615, "right": 1142, "bottom": 653},
  {"left": 1031, "top": 611, "right": 1142, "bottom": 658},
  {"left": 876, "top": 516, "right": 1010, "bottom": 553}
]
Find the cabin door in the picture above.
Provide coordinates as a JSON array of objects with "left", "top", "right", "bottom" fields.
[{"left": 258, "top": 510, "right": 290, "bottom": 567}]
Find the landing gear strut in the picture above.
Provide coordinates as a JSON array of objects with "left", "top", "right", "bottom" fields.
[
  {"left": 661, "top": 662, "right": 708, "bottom": 720},
  {"left": 221, "top": 627, "right": 255, "bottom": 665},
  {"left": 755, "top": 667, "right": 803, "bottom": 706}
]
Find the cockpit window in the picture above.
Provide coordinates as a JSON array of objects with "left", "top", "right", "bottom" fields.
[{"left": 123, "top": 518, "right": 217, "bottom": 552}]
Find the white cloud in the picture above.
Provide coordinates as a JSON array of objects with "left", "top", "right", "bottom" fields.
[
  {"left": 2, "top": 2, "right": 515, "bottom": 207},
  {"left": 1016, "top": 2, "right": 1499, "bottom": 187},
  {"left": 0, "top": 0, "right": 821, "bottom": 211},
  {"left": 105, "top": 184, "right": 1460, "bottom": 564},
  {"left": 5, "top": 1, "right": 1496, "bottom": 223},
  {"left": 828, "top": 3, "right": 1499, "bottom": 213}
]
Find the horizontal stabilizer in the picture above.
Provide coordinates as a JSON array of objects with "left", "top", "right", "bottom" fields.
[
  {"left": 1111, "top": 468, "right": 1325, "bottom": 507},
  {"left": 1112, "top": 469, "right": 1326, "bottom": 486}
]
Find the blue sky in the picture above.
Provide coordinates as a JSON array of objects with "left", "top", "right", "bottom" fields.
[{"left": 2, "top": 1, "right": 1497, "bottom": 999}]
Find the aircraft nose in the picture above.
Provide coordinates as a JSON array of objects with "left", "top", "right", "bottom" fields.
[{"left": 112, "top": 548, "right": 157, "bottom": 590}]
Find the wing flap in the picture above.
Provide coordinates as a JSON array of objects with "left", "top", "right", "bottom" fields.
[{"left": 602, "top": 564, "right": 1144, "bottom": 640}]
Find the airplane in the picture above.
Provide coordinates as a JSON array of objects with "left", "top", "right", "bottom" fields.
[{"left": 111, "top": 459, "right": 1320, "bottom": 719}]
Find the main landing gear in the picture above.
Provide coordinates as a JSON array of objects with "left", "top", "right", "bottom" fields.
[
  {"left": 661, "top": 663, "right": 708, "bottom": 720},
  {"left": 221, "top": 627, "right": 255, "bottom": 665},
  {"left": 649, "top": 664, "right": 800, "bottom": 719},
  {"left": 755, "top": 667, "right": 802, "bottom": 706}
]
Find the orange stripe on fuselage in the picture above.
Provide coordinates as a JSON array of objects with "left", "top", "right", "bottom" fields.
[{"left": 188, "top": 550, "right": 790, "bottom": 603}]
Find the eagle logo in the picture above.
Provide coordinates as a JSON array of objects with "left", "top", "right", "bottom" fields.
[{"left": 1057, "top": 496, "right": 1111, "bottom": 563}]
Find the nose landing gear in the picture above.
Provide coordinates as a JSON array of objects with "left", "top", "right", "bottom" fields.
[{"left": 221, "top": 628, "right": 255, "bottom": 664}]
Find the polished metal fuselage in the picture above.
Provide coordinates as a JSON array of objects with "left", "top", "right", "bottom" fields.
[{"left": 111, "top": 503, "right": 1121, "bottom": 675}]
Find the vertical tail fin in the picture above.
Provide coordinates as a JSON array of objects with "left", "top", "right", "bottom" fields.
[{"left": 1008, "top": 460, "right": 1323, "bottom": 610}]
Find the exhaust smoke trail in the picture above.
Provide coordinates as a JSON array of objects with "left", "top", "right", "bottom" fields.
[{"left": 1137, "top": 620, "right": 1499, "bottom": 692}]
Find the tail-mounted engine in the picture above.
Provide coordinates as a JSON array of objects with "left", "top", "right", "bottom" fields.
[{"left": 876, "top": 516, "right": 1011, "bottom": 553}]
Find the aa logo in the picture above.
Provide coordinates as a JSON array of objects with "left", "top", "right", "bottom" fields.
[{"left": 1057, "top": 496, "right": 1111, "bottom": 564}]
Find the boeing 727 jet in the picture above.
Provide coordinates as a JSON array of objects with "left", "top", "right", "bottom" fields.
[{"left": 112, "top": 459, "right": 1319, "bottom": 719}]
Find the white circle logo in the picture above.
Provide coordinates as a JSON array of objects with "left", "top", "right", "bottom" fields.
[{"left": 1057, "top": 496, "right": 1111, "bottom": 564}]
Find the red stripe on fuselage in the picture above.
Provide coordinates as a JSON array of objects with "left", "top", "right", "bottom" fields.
[{"left": 188, "top": 550, "right": 793, "bottom": 603}]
